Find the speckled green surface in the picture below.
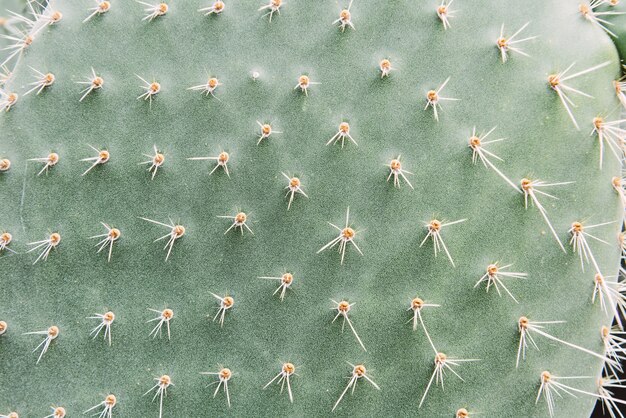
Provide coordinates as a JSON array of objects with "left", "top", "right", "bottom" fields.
[{"left": 0, "top": 0, "right": 624, "bottom": 417}]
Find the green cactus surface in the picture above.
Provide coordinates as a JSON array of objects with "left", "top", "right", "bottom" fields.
[
  {"left": 0, "top": 0, "right": 31, "bottom": 52},
  {"left": 1, "top": 0, "right": 625, "bottom": 417}
]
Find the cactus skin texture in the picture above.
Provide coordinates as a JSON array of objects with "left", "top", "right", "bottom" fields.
[
  {"left": 0, "top": 0, "right": 625, "bottom": 417},
  {"left": 614, "top": 9, "right": 626, "bottom": 59}
]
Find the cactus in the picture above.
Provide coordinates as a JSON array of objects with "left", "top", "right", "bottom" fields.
[
  {"left": 0, "top": 0, "right": 625, "bottom": 417},
  {"left": 0, "top": 0, "right": 32, "bottom": 58}
]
